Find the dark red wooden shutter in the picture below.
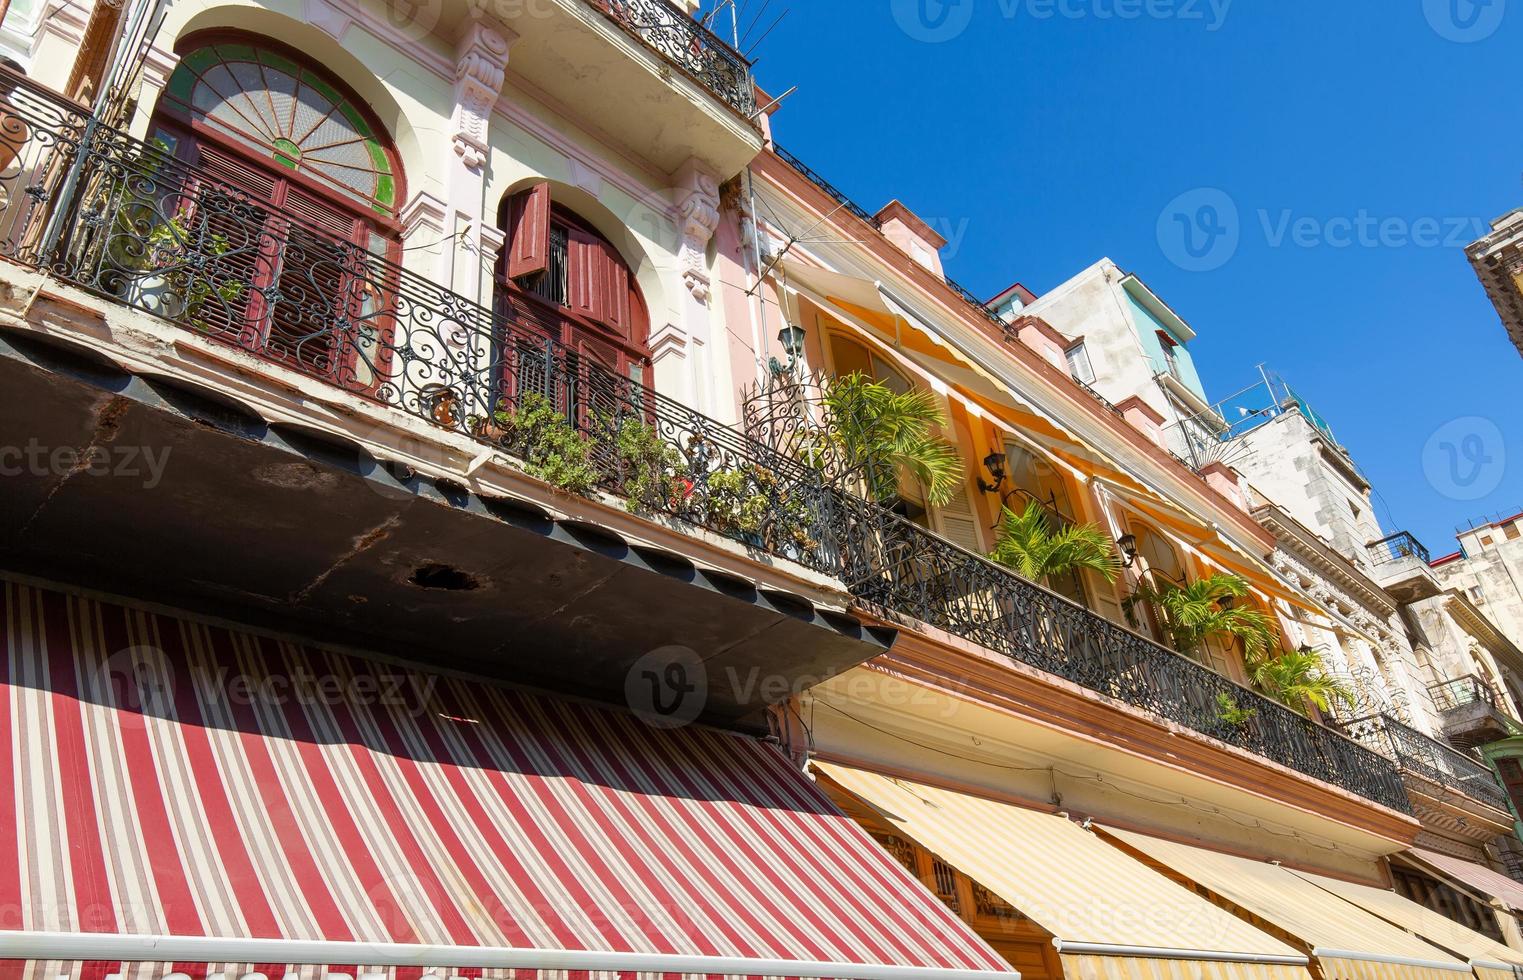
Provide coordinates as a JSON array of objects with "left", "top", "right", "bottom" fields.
[
  {"left": 598, "top": 237, "right": 631, "bottom": 339},
  {"left": 506, "top": 182, "right": 551, "bottom": 280},
  {"left": 565, "top": 227, "right": 603, "bottom": 322}
]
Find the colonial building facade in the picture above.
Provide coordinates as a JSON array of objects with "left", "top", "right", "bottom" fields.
[{"left": 1, "top": 0, "right": 1522, "bottom": 978}]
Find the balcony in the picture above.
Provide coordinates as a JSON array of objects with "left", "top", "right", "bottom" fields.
[
  {"left": 831, "top": 498, "right": 1411, "bottom": 814},
  {"left": 1430, "top": 675, "right": 1523, "bottom": 749},
  {"left": 0, "top": 77, "right": 874, "bottom": 726},
  {"left": 1342, "top": 713, "right": 1513, "bottom": 830},
  {"left": 1366, "top": 531, "right": 1442, "bottom": 602},
  {"left": 0, "top": 74, "right": 1412, "bottom": 813},
  {"left": 493, "top": 0, "right": 761, "bottom": 175}
]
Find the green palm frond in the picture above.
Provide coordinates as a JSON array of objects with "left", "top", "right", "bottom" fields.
[
  {"left": 1250, "top": 648, "right": 1354, "bottom": 715},
  {"left": 822, "top": 372, "right": 965, "bottom": 506},
  {"left": 989, "top": 502, "right": 1121, "bottom": 586},
  {"left": 1129, "top": 573, "right": 1279, "bottom": 661}
]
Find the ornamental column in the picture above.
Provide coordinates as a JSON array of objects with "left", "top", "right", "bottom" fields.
[
  {"left": 657, "top": 157, "right": 721, "bottom": 413},
  {"left": 442, "top": 19, "right": 515, "bottom": 306}
]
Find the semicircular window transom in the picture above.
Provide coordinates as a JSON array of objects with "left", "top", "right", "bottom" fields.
[{"left": 162, "top": 42, "right": 395, "bottom": 214}]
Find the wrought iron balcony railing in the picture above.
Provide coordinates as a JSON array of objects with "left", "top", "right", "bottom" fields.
[
  {"left": 0, "top": 72, "right": 1411, "bottom": 814},
  {"left": 1430, "top": 674, "right": 1500, "bottom": 713},
  {"left": 596, "top": 0, "right": 756, "bottom": 117},
  {"left": 1342, "top": 713, "right": 1510, "bottom": 813},
  {"left": 829, "top": 495, "right": 1411, "bottom": 813},
  {"left": 771, "top": 145, "right": 882, "bottom": 230},
  {"left": 1368, "top": 531, "right": 1433, "bottom": 568}
]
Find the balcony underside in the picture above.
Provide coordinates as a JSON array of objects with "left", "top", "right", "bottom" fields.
[
  {"left": 1402, "top": 771, "right": 1517, "bottom": 845},
  {"left": 1440, "top": 702, "right": 1517, "bottom": 750},
  {"left": 0, "top": 325, "right": 892, "bottom": 728},
  {"left": 466, "top": 0, "right": 763, "bottom": 177}
]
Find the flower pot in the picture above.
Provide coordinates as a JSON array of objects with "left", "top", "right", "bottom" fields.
[{"left": 124, "top": 273, "right": 174, "bottom": 316}]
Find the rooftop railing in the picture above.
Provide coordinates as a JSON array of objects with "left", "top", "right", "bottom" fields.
[
  {"left": 1430, "top": 675, "right": 1500, "bottom": 713},
  {"left": 1342, "top": 713, "right": 1509, "bottom": 813},
  {"left": 0, "top": 71, "right": 1411, "bottom": 815},
  {"left": 597, "top": 0, "right": 756, "bottom": 117},
  {"left": 1368, "top": 531, "right": 1433, "bottom": 569}
]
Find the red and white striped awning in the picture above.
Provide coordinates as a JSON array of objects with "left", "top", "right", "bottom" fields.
[{"left": 0, "top": 579, "right": 1012, "bottom": 979}]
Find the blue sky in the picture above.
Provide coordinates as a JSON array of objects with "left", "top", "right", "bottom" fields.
[{"left": 738, "top": 0, "right": 1522, "bottom": 556}]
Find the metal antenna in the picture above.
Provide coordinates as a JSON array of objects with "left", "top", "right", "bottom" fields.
[
  {"left": 743, "top": 8, "right": 788, "bottom": 58},
  {"left": 739, "top": 0, "right": 773, "bottom": 46}
]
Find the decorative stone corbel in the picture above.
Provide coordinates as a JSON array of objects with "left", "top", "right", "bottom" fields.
[
  {"left": 450, "top": 21, "right": 514, "bottom": 173},
  {"left": 673, "top": 159, "right": 721, "bottom": 302}
]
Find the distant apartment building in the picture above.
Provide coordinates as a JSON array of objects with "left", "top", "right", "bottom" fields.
[
  {"left": 1466, "top": 209, "right": 1523, "bottom": 359},
  {"left": 1436, "top": 513, "right": 1523, "bottom": 656},
  {"left": 996, "top": 258, "right": 1227, "bottom": 470}
]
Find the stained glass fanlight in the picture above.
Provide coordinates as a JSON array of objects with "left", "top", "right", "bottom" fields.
[{"left": 162, "top": 42, "right": 396, "bottom": 214}]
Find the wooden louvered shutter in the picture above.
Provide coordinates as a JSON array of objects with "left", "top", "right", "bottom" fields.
[
  {"left": 565, "top": 226, "right": 603, "bottom": 322},
  {"left": 506, "top": 182, "right": 550, "bottom": 280},
  {"left": 266, "top": 188, "right": 354, "bottom": 378},
  {"left": 597, "top": 237, "right": 632, "bottom": 340},
  {"left": 182, "top": 145, "right": 275, "bottom": 341}
]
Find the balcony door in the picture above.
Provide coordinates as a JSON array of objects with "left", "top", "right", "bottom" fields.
[
  {"left": 496, "top": 184, "right": 652, "bottom": 411},
  {"left": 146, "top": 33, "right": 403, "bottom": 390}
]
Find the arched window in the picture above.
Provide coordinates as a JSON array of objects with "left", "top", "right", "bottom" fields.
[
  {"left": 497, "top": 183, "right": 651, "bottom": 383},
  {"left": 1133, "top": 523, "right": 1184, "bottom": 585},
  {"left": 1128, "top": 521, "right": 1186, "bottom": 647},
  {"left": 146, "top": 32, "right": 404, "bottom": 386},
  {"left": 826, "top": 332, "right": 934, "bottom": 520},
  {"left": 1003, "top": 442, "right": 1087, "bottom": 605},
  {"left": 157, "top": 35, "right": 398, "bottom": 215},
  {"left": 827, "top": 333, "right": 912, "bottom": 395}
]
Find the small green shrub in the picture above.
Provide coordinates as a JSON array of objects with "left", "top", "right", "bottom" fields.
[
  {"left": 489, "top": 393, "right": 600, "bottom": 495},
  {"left": 705, "top": 466, "right": 772, "bottom": 535},
  {"left": 614, "top": 416, "right": 684, "bottom": 514},
  {"left": 1215, "top": 691, "right": 1257, "bottom": 728}
]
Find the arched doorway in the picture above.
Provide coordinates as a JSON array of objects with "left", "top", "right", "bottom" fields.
[
  {"left": 146, "top": 31, "right": 404, "bottom": 387},
  {"left": 495, "top": 184, "right": 652, "bottom": 386}
]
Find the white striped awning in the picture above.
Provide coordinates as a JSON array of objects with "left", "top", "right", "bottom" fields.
[
  {"left": 1281, "top": 867, "right": 1523, "bottom": 980},
  {"left": 0, "top": 579, "right": 1014, "bottom": 979},
  {"left": 812, "top": 762, "right": 1312, "bottom": 980},
  {"left": 1100, "top": 826, "right": 1473, "bottom": 980}
]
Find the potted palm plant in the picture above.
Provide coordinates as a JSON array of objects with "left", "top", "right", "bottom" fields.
[
  {"left": 988, "top": 501, "right": 1121, "bottom": 591},
  {"left": 1249, "top": 646, "right": 1354, "bottom": 716},
  {"left": 819, "top": 372, "right": 963, "bottom": 506},
  {"left": 1126, "top": 572, "right": 1279, "bottom": 663}
]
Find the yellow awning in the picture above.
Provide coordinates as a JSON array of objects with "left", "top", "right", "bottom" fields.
[
  {"left": 812, "top": 762, "right": 1312, "bottom": 980},
  {"left": 1193, "top": 540, "right": 1326, "bottom": 616},
  {"left": 1100, "top": 826, "right": 1473, "bottom": 980},
  {"left": 780, "top": 258, "right": 1330, "bottom": 621},
  {"left": 1283, "top": 867, "right": 1523, "bottom": 979}
]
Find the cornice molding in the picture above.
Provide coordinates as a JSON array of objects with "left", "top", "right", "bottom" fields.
[
  {"left": 1255, "top": 503, "right": 1397, "bottom": 619},
  {"left": 750, "top": 152, "right": 1277, "bottom": 555}
]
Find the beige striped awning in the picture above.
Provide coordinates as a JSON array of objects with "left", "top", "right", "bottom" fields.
[
  {"left": 1101, "top": 826, "right": 1474, "bottom": 980},
  {"left": 812, "top": 761, "right": 1313, "bottom": 980},
  {"left": 1282, "top": 867, "right": 1523, "bottom": 980}
]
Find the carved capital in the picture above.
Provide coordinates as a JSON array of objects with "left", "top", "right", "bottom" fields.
[
  {"left": 450, "top": 21, "right": 515, "bottom": 172},
  {"left": 673, "top": 159, "right": 720, "bottom": 302}
]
